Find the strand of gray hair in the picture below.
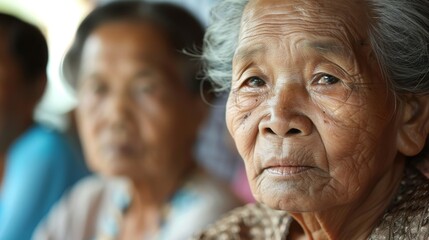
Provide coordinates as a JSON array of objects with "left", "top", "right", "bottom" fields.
[
  {"left": 202, "top": 0, "right": 249, "bottom": 92},
  {"left": 368, "top": 0, "right": 429, "bottom": 95}
]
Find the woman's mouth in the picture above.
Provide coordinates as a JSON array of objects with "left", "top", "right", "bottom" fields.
[
  {"left": 102, "top": 142, "right": 136, "bottom": 158},
  {"left": 264, "top": 166, "right": 313, "bottom": 176}
]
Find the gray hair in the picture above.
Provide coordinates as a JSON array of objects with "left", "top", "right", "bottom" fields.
[
  {"left": 202, "top": 0, "right": 248, "bottom": 92},
  {"left": 368, "top": 0, "right": 429, "bottom": 95},
  {"left": 202, "top": 0, "right": 429, "bottom": 96}
]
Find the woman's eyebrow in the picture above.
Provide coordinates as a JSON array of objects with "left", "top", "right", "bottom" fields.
[
  {"left": 234, "top": 40, "right": 352, "bottom": 62},
  {"left": 233, "top": 44, "right": 267, "bottom": 63},
  {"left": 306, "top": 40, "right": 351, "bottom": 58}
]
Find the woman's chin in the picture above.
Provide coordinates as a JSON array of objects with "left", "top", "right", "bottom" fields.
[
  {"left": 97, "top": 163, "right": 142, "bottom": 180},
  {"left": 255, "top": 172, "right": 336, "bottom": 212}
]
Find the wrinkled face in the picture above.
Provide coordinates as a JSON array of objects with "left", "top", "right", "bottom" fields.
[
  {"left": 227, "top": 0, "right": 402, "bottom": 211},
  {"left": 76, "top": 22, "right": 199, "bottom": 181}
]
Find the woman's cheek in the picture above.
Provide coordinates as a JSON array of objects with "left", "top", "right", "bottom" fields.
[
  {"left": 226, "top": 91, "right": 254, "bottom": 137},
  {"left": 226, "top": 103, "right": 252, "bottom": 155},
  {"left": 228, "top": 91, "right": 265, "bottom": 137},
  {"left": 310, "top": 88, "right": 369, "bottom": 131}
]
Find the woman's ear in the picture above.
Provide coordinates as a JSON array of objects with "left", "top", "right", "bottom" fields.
[{"left": 397, "top": 94, "right": 429, "bottom": 156}]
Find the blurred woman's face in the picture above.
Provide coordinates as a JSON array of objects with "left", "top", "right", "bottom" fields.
[
  {"left": 76, "top": 21, "right": 199, "bottom": 181},
  {"left": 226, "top": 0, "right": 404, "bottom": 211}
]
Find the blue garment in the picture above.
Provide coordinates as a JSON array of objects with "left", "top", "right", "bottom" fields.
[{"left": 0, "top": 123, "right": 89, "bottom": 240}]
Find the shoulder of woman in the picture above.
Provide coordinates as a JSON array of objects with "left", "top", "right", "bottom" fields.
[
  {"left": 8, "top": 124, "right": 74, "bottom": 163},
  {"left": 370, "top": 165, "right": 429, "bottom": 238},
  {"left": 33, "top": 176, "right": 114, "bottom": 240}
]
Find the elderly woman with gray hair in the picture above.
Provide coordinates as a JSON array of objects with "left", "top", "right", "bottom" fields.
[{"left": 194, "top": 0, "right": 429, "bottom": 239}]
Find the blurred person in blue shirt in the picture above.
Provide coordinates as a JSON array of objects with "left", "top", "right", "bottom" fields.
[{"left": 0, "top": 13, "right": 89, "bottom": 240}]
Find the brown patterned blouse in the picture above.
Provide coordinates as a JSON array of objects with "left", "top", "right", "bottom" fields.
[{"left": 193, "top": 165, "right": 429, "bottom": 240}]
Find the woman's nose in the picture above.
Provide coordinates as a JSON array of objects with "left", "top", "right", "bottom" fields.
[
  {"left": 260, "top": 84, "right": 313, "bottom": 138},
  {"left": 104, "top": 92, "right": 132, "bottom": 127}
]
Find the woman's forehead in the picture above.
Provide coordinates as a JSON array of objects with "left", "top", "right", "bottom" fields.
[
  {"left": 240, "top": 0, "right": 370, "bottom": 48},
  {"left": 244, "top": 0, "right": 369, "bottom": 20},
  {"left": 84, "top": 22, "right": 171, "bottom": 56},
  {"left": 79, "top": 22, "right": 175, "bottom": 72}
]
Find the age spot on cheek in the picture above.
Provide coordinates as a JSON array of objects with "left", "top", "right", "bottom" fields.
[
  {"left": 323, "top": 111, "right": 329, "bottom": 124},
  {"left": 241, "top": 112, "right": 252, "bottom": 125}
]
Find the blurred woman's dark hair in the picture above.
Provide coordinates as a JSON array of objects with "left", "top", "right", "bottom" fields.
[
  {"left": 0, "top": 13, "right": 48, "bottom": 82},
  {"left": 62, "top": 0, "right": 205, "bottom": 94}
]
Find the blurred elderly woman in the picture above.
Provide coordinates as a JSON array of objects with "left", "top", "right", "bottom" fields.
[
  {"left": 34, "top": 1, "right": 240, "bottom": 240},
  {"left": 195, "top": 0, "right": 429, "bottom": 239}
]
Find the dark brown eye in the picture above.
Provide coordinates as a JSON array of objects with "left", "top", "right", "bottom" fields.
[
  {"left": 316, "top": 74, "right": 340, "bottom": 85},
  {"left": 245, "top": 77, "right": 266, "bottom": 88},
  {"left": 88, "top": 80, "right": 108, "bottom": 95}
]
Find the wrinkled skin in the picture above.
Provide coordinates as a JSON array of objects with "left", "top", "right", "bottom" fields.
[
  {"left": 226, "top": 0, "right": 429, "bottom": 238},
  {"left": 76, "top": 21, "right": 202, "bottom": 187}
]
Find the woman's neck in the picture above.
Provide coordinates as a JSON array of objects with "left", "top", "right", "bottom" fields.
[
  {"left": 119, "top": 158, "right": 197, "bottom": 239},
  {"left": 287, "top": 160, "right": 405, "bottom": 240},
  {"left": 132, "top": 158, "right": 196, "bottom": 205}
]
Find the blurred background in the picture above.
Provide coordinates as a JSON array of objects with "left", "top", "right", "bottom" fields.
[
  {"left": 0, "top": 0, "right": 252, "bottom": 202},
  {"left": 0, "top": 0, "right": 89, "bottom": 129},
  {"left": 0, "top": 0, "right": 217, "bottom": 130}
]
